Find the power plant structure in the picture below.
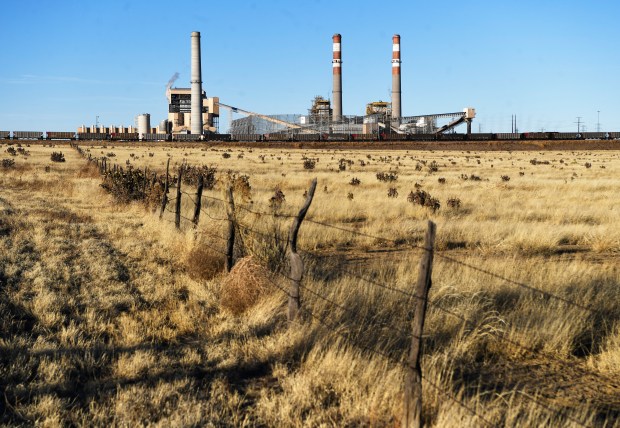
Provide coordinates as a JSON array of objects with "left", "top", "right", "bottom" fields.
[
  {"left": 229, "top": 33, "right": 476, "bottom": 138},
  {"left": 166, "top": 31, "right": 219, "bottom": 135},
  {"left": 71, "top": 31, "right": 476, "bottom": 141}
]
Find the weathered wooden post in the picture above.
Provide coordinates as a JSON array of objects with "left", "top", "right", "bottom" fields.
[
  {"left": 192, "top": 175, "right": 204, "bottom": 227},
  {"left": 175, "top": 166, "right": 183, "bottom": 230},
  {"left": 287, "top": 178, "right": 317, "bottom": 322},
  {"left": 225, "top": 186, "right": 235, "bottom": 272},
  {"left": 402, "top": 220, "right": 436, "bottom": 428},
  {"left": 159, "top": 158, "right": 170, "bottom": 219}
]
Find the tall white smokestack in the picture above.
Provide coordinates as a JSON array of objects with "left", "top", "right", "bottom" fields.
[
  {"left": 332, "top": 34, "right": 342, "bottom": 123},
  {"left": 191, "top": 31, "right": 203, "bottom": 135},
  {"left": 391, "top": 34, "right": 402, "bottom": 122}
]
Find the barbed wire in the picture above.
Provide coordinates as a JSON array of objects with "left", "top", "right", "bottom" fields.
[
  {"left": 434, "top": 252, "right": 601, "bottom": 316},
  {"left": 200, "top": 206, "right": 229, "bottom": 222},
  {"left": 246, "top": 246, "right": 418, "bottom": 342},
  {"left": 194, "top": 228, "right": 229, "bottom": 243}
]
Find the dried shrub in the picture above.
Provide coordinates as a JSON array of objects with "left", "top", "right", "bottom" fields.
[
  {"left": 349, "top": 177, "right": 361, "bottom": 186},
  {"left": 447, "top": 197, "right": 461, "bottom": 209},
  {"left": 376, "top": 172, "right": 398, "bottom": 182},
  {"left": 530, "top": 158, "right": 550, "bottom": 165},
  {"left": 407, "top": 189, "right": 440, "bottom": 212},
  {"left": 427, "top": 161, "right": 439, "bottom": 173},
  {"left": 584, "top": 162, "right": 592, "bottom": 168},
  {"left": 438, "top": 177, "right": 446, "bottom": 184},
  {"left": 303, "top": 158, "right": 316, "bottom": 170},
  {"left": 100, "top": 166, "right": 161, "bottom": 204},
  {"left": 227, "top": 172, "right": 252, "bottom": 202},
  {"left": 106, "top": 152, "right": 116, "bottom": 157},
  {"left": 387, "top": 187, "right": 398, "bottom": 198},
  {"left": 183, "top": 164, "right": 217, "bottom": 188},
  {"left": 220, "top": 256, "right": 273, "bottom": 315},
  {"left": 50, "top": 152, "right": 65, "bottom": 162},
  {"left": 269, "top": 187, "right": 286, "bottom": 210},
  {"left": 501, "top": 175, "right": 510, "bottom": 182},
  {"left": 6, "top": 147, "right": 17, "bottom": 156},
  {"left": 461, "top": 174, "right": 482, "bottom": 181},
  {"left": 16, "top": 147, "right": 29, "bottom": 156},
  {"left": 347, "top": 192, "right": 354, "bottom": 200},
  {"left": 222, "top": 152, "right": 231, "bottom": 159},
  {"left": 1, "top": 159, "right": 15, "bottom": 168},
  {"left": 184, "top": 244, "right": 225, "bottom": 281}
]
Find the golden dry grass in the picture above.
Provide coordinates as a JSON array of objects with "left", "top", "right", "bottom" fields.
[{"left": 1, "top": 141, "right": 619, "bottom": 426}]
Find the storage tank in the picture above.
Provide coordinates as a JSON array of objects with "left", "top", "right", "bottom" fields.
[
  {"left": 159, "top": 119, "right": 169, "bottom": 133},
  {"left": 137, "top": 114, "right": 151, "bottom": 139}
]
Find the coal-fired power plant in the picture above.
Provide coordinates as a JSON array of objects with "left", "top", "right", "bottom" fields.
[
  {"left": 65, "top": 31, "right": 483, "bottom": 141},
  {"left": 190, "top": 31, "right": 204, "bottom": 135},
  {"left": 391, "top": 34, "right": 402, "bottom": 122},
  {"left": 332, "top": 34, "right": 342, "bottom": 123}
]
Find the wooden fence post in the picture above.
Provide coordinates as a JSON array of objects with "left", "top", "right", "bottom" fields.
[
  {"left": 193, "top": 175, "right": 204, "bottom": 227},
  {"left": 159, "top": 158, "right": 170, "bottom": 219},
  {"left": 225, "top": 186, "right": 235, "bottom": 272},
  {"left": 402, "top": 220, "right": 436, "bottom": 428},
  {"left": 287, "top": 178, "right": 318, "bottom": 323},
  {"left": 175, "top": 166, "right": 183, "bottom": 230}
]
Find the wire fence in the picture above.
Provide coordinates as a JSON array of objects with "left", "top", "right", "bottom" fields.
[{"left": 72, "top": 144, "right": 614, "bottom": 427}]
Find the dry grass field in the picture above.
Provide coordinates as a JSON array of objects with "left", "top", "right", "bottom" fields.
[{"left": 1, "top": 140, "right": 619, "bottom": 427}]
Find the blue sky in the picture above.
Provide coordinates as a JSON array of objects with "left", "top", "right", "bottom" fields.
[{"left": 1, "top": 0, "right": 618, "bottom": 133}]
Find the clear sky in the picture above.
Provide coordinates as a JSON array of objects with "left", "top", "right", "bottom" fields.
[{"left": 1, "top": 0, "right": 618, "bottom": 133}]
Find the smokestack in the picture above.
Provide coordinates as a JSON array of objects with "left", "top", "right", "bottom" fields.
[
  {"left": 332, "top": 34, "right": 342, "bottom": 123},
  {"left": 391, "top": 34, "right": 402, "bottom": 122},
  {"left": 191, "top": 31, "right": 203, "bottom": 135}
]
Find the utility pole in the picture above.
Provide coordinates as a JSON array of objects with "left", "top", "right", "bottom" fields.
[
  {"left": 575, "top": 117, "right": 582, "bottom": 134},
  {"left": 597, "top": 110, "right": 600, "bottom": 132}
]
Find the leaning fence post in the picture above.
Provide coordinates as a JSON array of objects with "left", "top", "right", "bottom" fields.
[
  {"left": 175, "top": 166, "right": 183, "bottom": 230},
  {"left": 225, "top": 186, "right": 235, "bottom": 272},
  {"left": 159, "top": 158, "right": 170, "bottom": 219},
  {"left": 402, "top": 220, "right": 436, "bottom": 428},
  {"left": 193, "top": 175, "right": 204, "bottom": 227},
  {"left": 287, "top": 178, "right": 318, "bottom": 323}
]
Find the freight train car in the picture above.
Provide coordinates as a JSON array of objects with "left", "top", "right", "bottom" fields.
[
  {"left": 46, "top": 131, "right": 76, "bottom": 140},
  {"left": 13, "top": 131, "right": 43, "bottom": 140},
  {"left": 143, "top": 133, "right": 170, "bottom": 142},
  {"left": 77, "top": 133, "right": 108, "bottom": 140},
  {"left": 110, "top": 133, "right": 139, "bottom": 141},
  {"left": 0, "top": 131, "right": 10, "bottom": 139},
  {"left": 172, "top": 134, "right": 202, "bottom": 142}
]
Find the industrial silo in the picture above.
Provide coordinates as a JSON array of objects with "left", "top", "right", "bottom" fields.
[{"left": 137, "top": 114, "right": 151, "bottom": 140}]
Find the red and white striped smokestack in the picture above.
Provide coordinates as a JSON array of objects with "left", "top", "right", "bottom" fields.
[
  {"left": 332, "top": 33, "right": 342, "bottom": 122},
  {"left": 391, "top": 34, "right": 402, "bottom": 121}
]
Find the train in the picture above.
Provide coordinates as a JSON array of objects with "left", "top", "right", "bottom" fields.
[{"left": 1, "top": 130, "right": 619, "bottom": 142}]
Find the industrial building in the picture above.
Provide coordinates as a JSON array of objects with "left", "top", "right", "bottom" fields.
[{"left": 166, "top": 88, "right": 219, "bottom": 134}]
